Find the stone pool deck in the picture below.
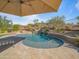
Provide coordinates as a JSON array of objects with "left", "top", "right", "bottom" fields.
[{"left": 0, "top": 41, "right": 79, "bottom": 59}]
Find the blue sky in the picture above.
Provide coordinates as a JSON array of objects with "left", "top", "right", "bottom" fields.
[{"left": 0, "top": 0, "right": 79, "bottom": 25}]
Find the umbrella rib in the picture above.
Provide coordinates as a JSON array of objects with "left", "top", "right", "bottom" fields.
[
  {"left": 23, "top": 0, "right": 36, "bottom": 13},
  {"left": 0, "top": 0, "right": 9, "bottom": 11},
  {"left": 20, "top": 0, "right": 22, "bottom": 16},
  {"left": 19, "top": 0, "right": 35, "bottom": 16},
  {"left": 40, "top": 0, "right": 56, "bottom": 11}
]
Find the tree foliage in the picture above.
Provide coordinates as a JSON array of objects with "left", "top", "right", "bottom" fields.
[
  {"left": 47, "top": 16, "right": 65, "bottom": 33},
  {"left": 13, "top": 24, "right": 20, "bottom": 31},
  {"left": 0, "top": 16, "right": 12, "bottom": 33},
  {"left": 76, "top": 16, "right": 79, "bottom": 24}
]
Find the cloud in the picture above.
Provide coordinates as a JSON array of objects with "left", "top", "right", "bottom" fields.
[
  {"left": 22, "top": 15, "right": 42, "bottom": 25},
  {"left": 0, "top": 12, "right": 43, "bottom": 25},
  {"left": 24, "top": 15, "right": 40, "bottom": 21},
  {"left": 75, "top": 0, "right": 79, "bottom": 11}
]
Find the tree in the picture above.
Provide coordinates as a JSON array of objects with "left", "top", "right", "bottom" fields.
[
  {"left": 13, "top": 24, "right": 20, "bottom": 31},
  {"left": 33, "top": 19, "right": 39, "bottom": 24},
  {"left": 47, "top": 16, "right": 65, "bottom": 33},
  {"left": 76, "top": 16, "right": 79, "bottom": 24},
  {"left": 0, "top": 16, "right": 13, "bottom": 33},
  {"left": 26, "top": 24, "right": 34, "bottom": 31}
]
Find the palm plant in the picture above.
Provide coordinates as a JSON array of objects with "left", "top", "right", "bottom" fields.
[
  {"left": 33, "top": 19, "right": 39, "bottom": 24},
  {"left": 33, "top": 19, "right": 44, "bottom": 30}
]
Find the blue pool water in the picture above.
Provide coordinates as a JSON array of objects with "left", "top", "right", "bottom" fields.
[{"left": 16, "top": 34, "right": 64, "bottom": 48}]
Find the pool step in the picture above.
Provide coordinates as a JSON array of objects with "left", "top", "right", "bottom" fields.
[
  {"left": 0, "top": 36, "right": 25, "bottom": 47},
  {"left": 0, "top": 41, "right": 15, "bottom": 46}
]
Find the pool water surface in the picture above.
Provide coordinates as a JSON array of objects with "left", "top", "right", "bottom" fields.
[{"left": 16, "top": 34, "right": 64, "bottom": 48}]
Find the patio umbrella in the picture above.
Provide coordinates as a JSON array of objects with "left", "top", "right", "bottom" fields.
[{"left": 0, "top": 0, "right": 61, "bottom": 16}]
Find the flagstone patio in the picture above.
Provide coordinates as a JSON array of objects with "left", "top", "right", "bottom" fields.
[{"left": 0, "top": 41, "right": 79, "bottom": 59}]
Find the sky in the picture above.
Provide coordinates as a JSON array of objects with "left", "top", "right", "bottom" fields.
[{"left": 0, "top": 0, "right": 79, "bottom": 25}]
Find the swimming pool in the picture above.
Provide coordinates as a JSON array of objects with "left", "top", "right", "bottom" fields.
[{"left": 16, "top": 34, "right": 64, "bottom": 48}]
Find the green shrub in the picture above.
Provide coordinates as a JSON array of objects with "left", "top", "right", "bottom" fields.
[{"left": 74, "top": 36, "right": 79, "bottom": 46}]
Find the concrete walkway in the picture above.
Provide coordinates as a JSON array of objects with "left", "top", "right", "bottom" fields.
[
  {"left": 0, "top": 36, "right": 25, "bottom": 53},
  {"left": 0, "top": 42, "right": 79, "bottom": 59}
]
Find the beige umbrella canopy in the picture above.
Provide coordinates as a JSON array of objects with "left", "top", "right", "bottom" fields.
[{"left": 0, "top": 0, "right": 61, "bottom": 16}]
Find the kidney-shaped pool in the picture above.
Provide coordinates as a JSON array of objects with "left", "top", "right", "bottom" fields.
[{"left": 16, "top": 34, "right": 64, "bottom": 49}]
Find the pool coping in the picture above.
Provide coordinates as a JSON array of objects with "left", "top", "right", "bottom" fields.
[
  {"left": 48, "top": 32, "right": 78, "bottom": 46},
  {"left": 0, "top": 35, "right": 16, "bottom": 39}
]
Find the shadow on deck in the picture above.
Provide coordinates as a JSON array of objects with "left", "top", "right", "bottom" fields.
[
  {"left": 48, "top": 33, "right": 79, "bottom": 53},
  {"left": 0, "top": 36, "right": 25, "bottom": 53}
]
